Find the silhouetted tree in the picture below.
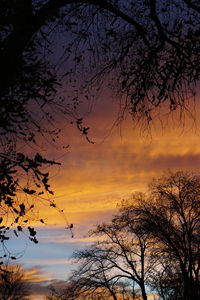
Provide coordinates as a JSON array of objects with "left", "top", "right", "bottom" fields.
[
  {"left": 1, "top": 1, "right": 200, "bottom": 123},
  {"left": 120, "top": 171, "right": 200, "bottom": 300},
  {"left": 90, "top": 222, "right": 153, "bottom": 300},
  {"left": 0, "top": 264, "right": 30, "bottom": 300},
  {"left": 62, "top": 171, "right": 200, "bottom": 300},
  {"left": 68, "top": 210, "right": 155, "bottom": 300}
]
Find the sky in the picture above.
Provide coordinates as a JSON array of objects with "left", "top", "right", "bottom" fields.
[
  {"left": 1, "top": 2, "right": 199, "bottom": 299},
  {"left": 6, "top": 94, "right": 200, "bottom": 298}
]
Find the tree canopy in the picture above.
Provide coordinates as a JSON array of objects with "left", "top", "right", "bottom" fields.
[{"left": 1, "top": 0, "right": 200, "bottom": 124}]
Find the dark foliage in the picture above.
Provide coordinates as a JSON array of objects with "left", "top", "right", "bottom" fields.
[
  {"left": 0, "top": 149, "right": 60, "bottom": 259},
  {"left": 1, "top": 1, "right": 200, "bottom": 125}
]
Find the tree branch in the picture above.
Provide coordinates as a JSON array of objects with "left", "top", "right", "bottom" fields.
[{"left": 35, "top": 0, "right": 151, "bottom": 47}]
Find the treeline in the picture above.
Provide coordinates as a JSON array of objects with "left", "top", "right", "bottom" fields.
[{"left": 47, "top": 171, "right": 200, "bottom": 300}]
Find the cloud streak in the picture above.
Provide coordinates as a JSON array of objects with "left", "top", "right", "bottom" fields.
[{"left": 14, "top": 96, "right": 200, "bottom": 288}]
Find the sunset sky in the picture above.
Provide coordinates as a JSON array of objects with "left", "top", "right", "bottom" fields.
[
  {"left": 1, "top": 1, "right": 200, "bottom": 299},
  {"left": 8, "top": 95, "right": 200, "bottom": 298}
]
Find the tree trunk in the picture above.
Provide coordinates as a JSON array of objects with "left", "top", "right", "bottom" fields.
[{"left": 140, "top": 283, "right": 147, "bottom": 300}]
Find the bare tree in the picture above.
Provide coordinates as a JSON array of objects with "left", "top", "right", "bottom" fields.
[
  {"left": 63, "top": 171, "right": 200, "bottom": 300},
  {"left": 91, "top": 221, "right": 153, "bottom": 300},
  {"left": 120, "top": 171, "right": 200, "bottom": 300},
  {"left": 68, "top": 211, "right": 154, "bottom": 300},
  {"left": 0, "top": 264, "right": 30, "bottom": 300}
]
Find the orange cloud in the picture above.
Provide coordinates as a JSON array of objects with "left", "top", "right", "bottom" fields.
[
  {"left": 21, "top": 98, "right": 200, "bottom": 230},
  {"left": 23, "top": 266, "right": 51, "bottom": 283}
]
